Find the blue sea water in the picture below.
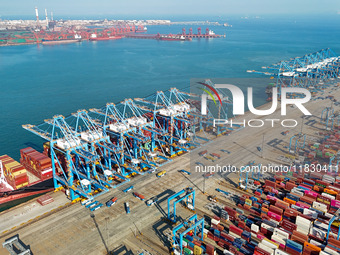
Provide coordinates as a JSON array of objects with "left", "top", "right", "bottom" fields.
[{"left": 1, "top": 15, "right": 340, "bottom": 160}]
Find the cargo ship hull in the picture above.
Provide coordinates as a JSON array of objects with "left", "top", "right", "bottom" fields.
[
  {"left": 0, "top": 147, "right": 54, "bottom": 209},
  {"left": 42, "top": 39, "right": 80, "bottom": 45},
  {"left": 0, "top": 177, "right": 54, "bottom": 210},
  {"left": 159, "top": 38, "right": 186, "bottom": 41},
  {"left": 89, "top": 36, "right": 123, "bottom": 41}
]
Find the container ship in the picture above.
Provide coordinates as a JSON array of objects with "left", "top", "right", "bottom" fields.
[
  {"left": 41, "top": 35, "right": 81, "bottom": 45},
  {"left": 0, "top": 147, "right": 54, "bottom": 209},
  {"left": 158, "top": 35, "right": 188, "bottom": 41},
  {"left": 89, "top": 34, "right": 123, "bottom": 41}
]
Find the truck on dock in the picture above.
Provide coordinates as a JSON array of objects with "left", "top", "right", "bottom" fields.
[
  {"left": 86, "top": 201, "right": 99, "bottom": 209},
  {"left": 210, "top": 153, "right": 221, "bottom": 159},
  {"left": 123, "top": 185, "right": 133, "bottom": 193},
  {"left": 199, "top": 150, "right": 208, "bottom": 156},
  {"left": 221, "top": 149, "right": 231, "bottom": 154},
  {"left": 178, "top": 169, "right": 191, "bottom": 175},
  {"left": 90, "top": 203, "right": 103, "bottom": 211},
  {"left": 106, "top": 197, "right": 118, "bottom": 207},
  {"left": 156, "top": 170, "right": 166, "bottom": 178},
  {"left": 133, "top": 192, "right": 145, "bottom": 201},
  {"left": 146, "top": 197, "right": 158, "bottom": 206},
  {"left": 204, "top": 156, "right": 215, "bottom": 162},
  {"left": 125, "top": 202, "right": 130, "bottom": 214}
]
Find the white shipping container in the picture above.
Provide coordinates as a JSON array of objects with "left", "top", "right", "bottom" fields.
[
  {"left": 251, "top": 224, "right": 259, "bottom": 233},
  {"left": 258, "top": 243, "right": 274, "bottom": 255},
  {"left": 310, "top": 226, "right": 326, "bottom": 240},
  {"left": 303, "top": 208, "right": 318, "bottom": 218},
  {"left": 274, "top": 249, "right": 289, "bottom": 255},
  {"left": 321, "top": 192, "right": 335, "bottom": 200},
  {"left": 271, "top": 235, "right": 285, "bottom": 246},
  {"left": 262, "top": 239, "right": 279, "bottom": 249},
  {"left": 296, "top": 216, "right": 311, "bottom": 226},
  {"left": 325, "top": 212, "right": 333, "bottom": 219},
  {"left": 324, "top": 247, "right": 340, "bottom": 255},
  {"left": 309, "top": 239, "right": 323, "bottom": 247},
  {"left": 312, "top": 201, "right": 328, "bottom": 213},
  {"left": 228, "top": 232, "right": 241, "bottom": 239},
  {"left": 297, "top": 226, "right": 309, "bottom": 235},
  {"left": 211, "top": 218, "right": 220, "bottom": 225},
  {"left": 261, "top": 223, "right": 274, "bottom": 232},
  {"left": 273, "top": 228, "right": 289, "bottom": 240}
]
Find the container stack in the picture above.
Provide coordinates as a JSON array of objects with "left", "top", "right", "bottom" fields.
[
  {"left": 178, "top": 234, "right": 211, "bottom": 255},
  {"left": 200, "top": 169, "right": 340, "bottom": 255},
  {"left": 0, "top": 155, "right": 29, "bottom": 189},
  {"left": 20, "top": 147, "right": 53, "bottom": 180}
]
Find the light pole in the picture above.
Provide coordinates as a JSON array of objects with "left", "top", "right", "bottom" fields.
[
  {"left": 105, "top": 217, "right": 109, "bottom": 249},
  {"left": 261, "top": 134, "right": 265, "bottom": 158},
  {"left": 203, "top": 175, "right": 206, "bottom": 194}
]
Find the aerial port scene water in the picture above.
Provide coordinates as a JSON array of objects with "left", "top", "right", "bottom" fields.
[{"left": 1, "top": 0, "right": 340, "bottom": 254}]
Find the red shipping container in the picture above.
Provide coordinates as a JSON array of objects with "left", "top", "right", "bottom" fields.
[
  {"left": 328, "top": 238, "right": 340, "bottom": 249},
  {"left": 293, "top": 230, "right": 308, "bottom": 240},
  {"left": 300, "top": 196, "right": 315, "bottom": 205},
  {"left": 275, "top": 199, "right": 290, "bottom": 210},
  {"left": 205, "top": 244, "right": 214, "bottom": 255},
  {"left": 308, "top": 234, "right": 324, "bottom": 244},
  {"left": 254, "top": 247, "right": 271, "bottom": 255},
  {"left": 265, "top": 180, "right": 276, "bottom": 188},
  {"left": 229, "top": 246, "right": 237, "bottom": 254},
  {"left": 238, "top": 221, "right": 246, "bottom": 229},
  {"left": 14, "top": 175, "right": 29, "bottom": 185},
  {"left": 193, "top": 241, "right": 201, "bottom": 247},
  {"left": 20, "top": 147, "right": 35, "bottom": 160},
  {"left": 281, "top": 219, "right": 297, "bottom": 232},
  {"left": 285, "top": 246, "right": 302, "bottom": 255},
  {"left": 244, "top": 204, "right": 251, "bottom": 211},
  {"left": 225, "top": 233, "right": 234, "bottom": 242},
  {"left": 269, "top": 205, "right": 283, "bottom": 216},
  {"left": 229, "top": 225, "right": 243, "bottom": 236},
  {"left": 216, "top": 224, "right": 224, "bottom": 231},
  {"left": 217, "top": 241, "right": 225, "bottom": 248}
]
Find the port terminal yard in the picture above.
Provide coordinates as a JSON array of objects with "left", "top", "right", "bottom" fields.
[{"left": 1, "top": 81, "right": 340, "bottom": 254}]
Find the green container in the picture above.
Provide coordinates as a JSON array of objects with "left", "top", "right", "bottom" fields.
[
  {"left": 316, "top": 150, "right": 323, "bottom": 157},
  {"left": 184, "top": 247, "right": 193, "bottom": 255}
]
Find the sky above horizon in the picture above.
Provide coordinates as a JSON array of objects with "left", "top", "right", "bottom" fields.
[{"left": 1, "top": 0, "right": 340, "bottom": 17}]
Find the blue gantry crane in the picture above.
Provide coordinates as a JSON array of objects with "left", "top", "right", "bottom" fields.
[
  {"left": 171, "top": 214, "right": 204, "bottom": 255},
  {"left": 22, "top": 87, "right": 212, "bottom": 202},
  {"left": 167, "top": 187, "right": 195, "bottom": 223},
  {"left": 252, "top": 49, "right": 340, "bottom": 98},
  {"left": 23, "top": 115, "right": 109, "bottom": 201},
  {"left": 321, "top": 107, "right": 340, "bottom": 131},
  {"left": 239, "top": 161, "right": 262, "bottom": 190},
  {"left": 289, "top": 133, "right": 306, "bottom": 154},
  {"left": 90, "top": 101, "right": 156, "bottom": 175},
  {"left": 70, "top": 109, "right": 129, "bottom": 187},
  {"left": 326, "top": 209, "right": 340, "bottom": 241},
  {"left": 134, "top": 90, "right": 195, "bottom": 157}
]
